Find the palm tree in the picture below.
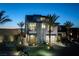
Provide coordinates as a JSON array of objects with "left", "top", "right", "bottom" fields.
[
  {"left": 17, "top": 21, "right": 24, "bottom": 35},
  {"left": 17, "top": 21, "right": 24, "bottom": 45},
  {"left": 46, "top": 14, "right": 59, "bottom": 46},
  {"left": 0, "top": 11, "right": 12, "bottom": 43},
  {"left": 64, "top": 21, "right": 74, "bottom": 40},
  {"left": 0, "top": 11, "right": 11, "bottom": 24}
]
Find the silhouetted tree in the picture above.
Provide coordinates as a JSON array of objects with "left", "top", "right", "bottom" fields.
[
  {"left": 17, "top": 21, "right": 24, "bottom": 35},
  {"left": 46, "top": 14, "right": 59, "bottom": 46},
  {"left": 17, "top": 21, "right": 24, "bottom": 45},
  {"left": 64, "top": 21, "right": 74, "bottom": 40},
  {"left": 0, "top": 11, "right": 12, "bottom": 43},
  {"left": 0, "top": 11, "right": 12, "bottom": 24}
]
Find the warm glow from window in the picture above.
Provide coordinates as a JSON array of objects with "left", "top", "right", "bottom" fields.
[
  {"left": 30, "top": 35, "right": 34, "bottom": 38},
  {"left": 42, "top": 23, "right": 46, "bottom": 29},
  {"left": 29, "top": 35, "right": 36, "bottom": 44},
  {"left": 47, "top": 25, "right": 53, "bottom": 31},
  {"left": 29, "top": 23, "right": 36, "bottom": 31},
  {"left": 46, "top": 35, "right": 56, "bottom": 44},
  {"left": 40, "top": 17, "right": 45, "bottom": 21}
]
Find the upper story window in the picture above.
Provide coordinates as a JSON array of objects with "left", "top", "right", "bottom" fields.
[
  {"left": 29, "top": 23, "right": 36, "bottom": 31},
  {"left": 40, "top": 17, "right": 45, "bottom": 21},
  {"left": 47, "top": 25, "right": 54, "bottom": 32},
  {"left": 42, "top": 23, "right": 46, "bottom": 29}
]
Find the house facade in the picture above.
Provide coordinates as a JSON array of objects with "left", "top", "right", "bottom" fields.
[
  {"left": 0, "top": 20, "right": 79, "bottom": 47},
  {"left": 25, "top": 15, "right": 58, "bottom": 46}
]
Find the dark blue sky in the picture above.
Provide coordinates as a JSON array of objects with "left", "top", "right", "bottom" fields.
[{"left": 0, "top": 3, "right": 79, "bottom": 28}]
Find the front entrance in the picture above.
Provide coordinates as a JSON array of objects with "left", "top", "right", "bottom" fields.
[{"left": 29, "top": 35, "right": 36, "bottom": 46}]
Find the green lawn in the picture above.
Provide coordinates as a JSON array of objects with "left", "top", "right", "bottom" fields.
[{"left": 27, "top": 46, "right": 53, "bottom": 56}]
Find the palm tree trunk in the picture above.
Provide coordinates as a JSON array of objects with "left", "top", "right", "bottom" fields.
[
  {"left": 49, "top": 25, "right": 51, "bottom": 46},
  {"left": 21, "top": 27, "right": 23, "bottom": 35},
  {"left": 20, "top": 27, "right": 23, "bottom": 45}
]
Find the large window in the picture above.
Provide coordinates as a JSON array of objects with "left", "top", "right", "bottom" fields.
[
  {"left": 29, "top": 35, "right": 36, "bottom": 45},
  {"left": 40, "top": 17, "right": 45, "bottom": 21},
  {"left": 29, "top": 23, "right": 36, "bottom": 31},
  {"left": 41, "top": 23, "right": 46, "bottom": 29},
  {"left": 46, "top": 35, "right": 56, "bottom": 44},
  {"left": 47, "top": 25, "right": 54, "bottom": 32}
]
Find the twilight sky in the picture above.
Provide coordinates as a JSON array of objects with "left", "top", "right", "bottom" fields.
[{"left": 0, "top": 3, "right": 79, "bottom": 28}]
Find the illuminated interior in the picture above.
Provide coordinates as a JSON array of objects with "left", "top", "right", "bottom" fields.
[
  {"left": 47, "top": 25, "right": 54, "bottom": 31},
  {"left": 29, "top": 35, "right": 36, "bottom": 45},
  {"left": 40, "top": 17, "right": 45, "bottom": 21},
  {"left": 46, "top": 35, "right": 57, "bottom": 44},
  {"left": 42, "top": 23, "right": 46, "bottom": 29},
  {"left": 29, "top": 23, "right": 36, "bottom": 31}
]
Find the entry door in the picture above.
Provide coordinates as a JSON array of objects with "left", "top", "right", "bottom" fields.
[{"left": 29, "top": 35, "right": 36, "bottom": 45}]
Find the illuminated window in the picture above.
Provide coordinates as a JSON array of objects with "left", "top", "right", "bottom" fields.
[
  {"left": 40, "top": 17, "right": 45, "bottom": 21},
  {"left": 47, "top": 25, "right": 53, "bottom": 31},
  {"left": 42, "top": 23, "right": 46, "bottom": 29},
  {"left": 29, "top": 23, "right": 36, "bottom": 31},
  {"left": 29, "top": 35, "right": 36, "bottom": 44},
  {"left": 46, "top": 35, "right": 56, "bottom": 44},
  {"left": 46, "top": 35, "right": 49, "bottom": 43},
  {"left": 30, "top": 35, "right": 34, "bottom": 38}
]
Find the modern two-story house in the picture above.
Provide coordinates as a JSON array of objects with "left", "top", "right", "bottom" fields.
[{"left": 25, "top": 15, "right": 58, "bottom": 46}]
